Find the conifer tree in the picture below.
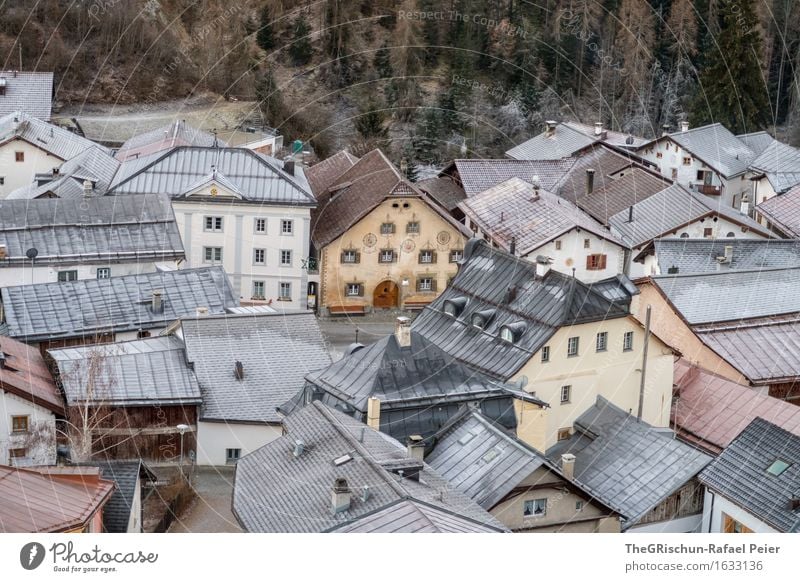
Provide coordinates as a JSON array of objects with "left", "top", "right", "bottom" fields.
[
  {"left": 256, "top": 4, "right": 275, "bottom": 51},
  {"left": 288, "top": 13, "right": 313, "bottom": 66}
]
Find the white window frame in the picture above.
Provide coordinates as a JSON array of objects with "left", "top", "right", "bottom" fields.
[
  {"left": 278, "top": 282, "right": 292, "bottom": 301},
  {"left": 254, "top": 217, "right": 267, "bottom": 234},
  {"left": 379, "top": 249, "right": 395, "bottom": 263},
  {"left": 57, "top": 270, "right": 78, "bottom": 282},
  {"left": 225, "top": 448, "right": 241, "bottom": 464},
  {"left": 204, "top": 216, "right": 224, "bottom": 232},
  {"left": 346, "top": 283, "right": 362, "bottom": 297},
  {"left": 280, "top": 249, "right": 292, "bottom": 266},
  {"left": 418, "top": 277, "right": 433, "bottom": 292},
  {"left": 541, "top": 345, "right": 550, "bottom": 362},
  {"left": 419, "top": 250, "right": 434, "bottom": 264},
  {"left": 280, "top": 219, "right": 294, "bottom": 235},
  {"left": 342, "top": 250, "right": 359, "bottom": 264},
  {"left": 96, "top": 267, "right": 111, "bottom": 279},
  {"left": 253, "top": 248, "right": 266, "bottom": 265},
  {"left": 449, "top": 249, "right": 463, "bottom": 263},
  {"left": 596, "top": 332, "right": 608, "bottom": 352},
  {"left": 523, "top": 498, "right": 547, "bottom": 517},
  {"left": 252, "top": 280, "right": 265, "bottom": 299},
  {"left": 623, "top": 331, "right": 634, "bottom": 352},
  {"left": 560, "top": 385, "right": 571, "bottom": 404},
  {"left": 204, "top": 246, "right": 223, "bottom": 263},
  {"left": 567, "top": 336, "right": 579, "bottom": 357}
]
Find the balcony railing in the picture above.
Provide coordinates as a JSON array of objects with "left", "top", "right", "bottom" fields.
[{"left": 695, "top": 184, "right": 721, "bottom": 196}]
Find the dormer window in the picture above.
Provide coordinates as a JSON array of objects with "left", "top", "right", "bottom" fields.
[
  {"left": 499, "top": 322, "right": 527, "bottom": 344},
  {"left": 471, "top": 308, "right": 495, "bottom": 329},
  {"left": 500, "top": 327, "right": 514, "bottom": 342},
  {"left": 443, "top": 297, "right": 467, "bottom": 317}
]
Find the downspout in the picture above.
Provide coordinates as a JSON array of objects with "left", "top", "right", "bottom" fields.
[
  {"left": 637, "top": 305, "right": 652, "bottom": 421},
  {"left": 707, "top": 490, "right": 715, "bottom": 533}
]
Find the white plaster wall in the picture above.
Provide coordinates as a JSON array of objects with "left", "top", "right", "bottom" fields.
[
  {"left": 0, "top": 260, "right": 179, "bottom": 288},
  {"left": 701, "top": 489, "right": 778, "bottom": 533},
  {"left": 0, "top": 139, "right": 66, "bottom": 198},
  {"left": 525, "top": 228, "right": 627, "bottom": 283},
  {"left": 0, "top": 390, "right": 58, "bottom": 465},
  {"left": 627, "top": 513, "right": 703, "bottom": 533},
  {"left": 196, "top": 421, "right": 282, "bottom": 466}
]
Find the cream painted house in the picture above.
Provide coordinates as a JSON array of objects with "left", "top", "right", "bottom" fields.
[{"left": 309, "top": 149, "right": 469, "bottom": 314}]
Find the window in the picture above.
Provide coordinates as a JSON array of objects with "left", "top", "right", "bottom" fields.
[
  {"left": 96, "top": 267, "right": 111, "bottom": 279},
  {"left": 523, "top": 498, "right": 547, "bottom": 517},
  {"left": 15, "top": 151, "right": 24, "bottom": 162},
  {"left": 11, "top": 415, "right": 29, "bottom": 433},
  {"left": 57, "top": 270, "right": 78, "bottom": 282},
  {"left": 137, "top": 330, "right": 151, "bottom": 339},
  {"left": 583, "top": 239, "right": 590, "bottom": 249},
  {"left": 378, "top": 249, "right": 396, "bottom": 263},
  {"left": 680, "top": 232, "right": 689, "bottom": 238},
  {"left": 417, "top": 277, "right": 436, "bottom": 292},
  {"left": 703, "top": 227, "right": 713, "bottom": 238},
  {"left": 0, "top": 177, "right": 4, "bottom": 185},
  {"left": 449, "top": 249, "right": 463, "bottom": 263},
  {"left": 596, "top": 331, "right": 608, "bottom": 352},
  {"left": 560, "top": 385, "right": 571, "bottom": 404},
  {"left": 656, "top": 152, "right": 663, "bottom": 159},
  {"left": 345, "top": 283, "right": 363, "bottom": 297},
  {"left": 278, "top": 282, "right": 292, "bottom": 301},
  {"left": 280, "top": 250, "right": 292, "bottom": 266},
  {"left": 8, "top": 448, "right": 26, "bottom": 460},
  {"left": 406, "top": 221, "right": 420, "bottom": 234},
  {"left": 341, "top": 250, "right": 360, "bottom": 264},
  {"left": 586, "top": 254, "right": 607, "bottom": 271},
  {"left": 204, "top": 247, "right": 223, "bottom": 263},
  {"left": 204, "top": 216, "right": 223, "bottom": 232},
  {"left": 419, "top": 250, "right": 436, "bottom": 264},
  {"left": 500, "top": 327, "right": 514, "bottom": 343},
  {"left": 726, "top": 231, "right": 735, "bottom": 238},
  {"left": 557, "top": 428, "right": 572, "bottom": 441},
  {"left": 683, "top": 156, "right": 692, "bottom": 165},
  {"left": 623, "top": 331, "right": 634, "bottom": 352},
  {"left": 380, "top": 222, "right": 395, "bottom": 235},
  {"left": 555, "top": 240, "right": 562, "bottom": 250},
  {"left": 254, "top": 218, "right": 267, "bottom": 234},
  {"left": 253, "top": 248, "right": 266, "bottom": 265},
  {"left": 541, "top": 346, "right": 550, "bottom": 362},
  {"left": 766, "top": 459, "right": 790, "bottom": 476},
  {"left": 575, "top": 501, "right": 584, "bottom": 511},
  {"left": 723, "top": 514, "right": 753, "bottom": 534},
  {"left": 252, "top": 280, "right": 265, "bottom": 300},
  {"left": 567, "top": 336, "right": 579, "bottom": 357},
  {"left": 281, "top": 219, "right": 294, "bottom": 235},
  {"left": 225, "top": 448, "right": 241, "bottom": 464}
]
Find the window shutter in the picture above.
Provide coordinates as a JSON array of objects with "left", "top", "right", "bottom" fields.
[
  {"left": 599, "top": 254, "right": 607, "bottom": 269},
  {"left": 431, "top": 279, "right": 438, "bottom": 292},
  {"left": 586, "top": 255, "right": 593, "bottom": 270},
  {"left": 392, "top": 250, "right": 397, "bottom": 263},
  {"left": 340, "top": 251, "right": 346, "bottom": 263},
  {"left": 431, "top": 251, "right": 438, "bottom": 264},
  {"left": 355, "top": 251, "right": 361, "bottom": 264},
  {"left": 418, "top": 251, "right": 424, "bottom": 263},
  {"left": 416, "top": 279, "right": 422, "bottom": 292},
  {"left": 358, "top": 284, "right": 364, "bottom": 297}
]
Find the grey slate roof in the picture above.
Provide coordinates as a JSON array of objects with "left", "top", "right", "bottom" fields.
[
  {"left": 182, "top": 311, "right": 332, "bottom": 424},
  {"left": 757, "top": 184, "right": 800, "bottom": 237},
  {"left": 49, "top": 336, "right": 201, "bottom": 407},
  {"left": 0, "top": 193, "right": 184, "bottom": 265},
  {"left": 546, "top": 397, "right": 712, "bottom": 528},
  {"left": 91, "top": 461, "right": 155, "bottom": 533},
  {"left": 416, "top": 176, "right": 466, "bottom": 211},
  {"left": 0, "top": 112, "right": 105, "bottom": 161},
  {"left": 443, "top": 158, "right": 576, "bottom": 196},
  {"left": 699, "top": 418, "right": 800, "bottom": 532},
  {"left": 576, "top": 168, "right": 672, "bottom": 225},
  {"left": 748, "top": 140, "right": 800, "bottom": 193},
  {"left": 506, "top": 121, "right": 645, "bottom": 160},
  {"left": 109, "top": 147, "right": 315, "bottom": 206},
  {"left": 648, "top": 124, "right": 755, "bottom": 178},
  {"left": 653, "top": 267, "right": 800, "bottom": 325},
  {"left": 737, "top": 131, "right": 776, "bottom": 156},
  {"left": 1, "top": 266, "right": 238, "bottom": 342},
  {"left": 413, "top": 239, "right": 630, "bottom": 380},
  {"left": 608, "top": 184, "right": 771, "bottom": 249},
  {"left": 232, "top": 401, "right": 508, "bottom": 532},
  {"left": 459, "top": 177, "right": 624, "bottom": 255},
  {"left": 0, "top": 71, "right": 53, "bottom": 120},
  {"left": 644, "top": 239, "right": 800, "bottom": 274}
]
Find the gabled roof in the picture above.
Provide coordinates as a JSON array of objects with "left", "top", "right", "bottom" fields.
[
  {"left": 748, "top": 140, "right": 800, "bottom": 193},
  {"left": 0, "top": 465, "right": 114, "bottom": 532},
  {"left": 109, "top": 147, "right": 314, "bottom": 206},
  {"left": 0, "top": 335, "right": 63, "bottom": 415},
  {"left": 305, "top": 150, "right": 359, "bottom": 197},
  {"left": 416, "top": 176, "right": 467, "bottom": 211},
  {"left": 413, "top": 240, "right": 630, "bottom": 380},
  {"left": 699, "top": 418, "right": 800, "bottom": 532},
  {"left": 0, "top": 71, "right": 53, "bottom": 120},
  {"left": 642, "top": 239, "right": 800, "bottom": 274},
  {"left": 0, "top": 112, "right": 106, "bottom": 161},
  {"left": 546, "top": 397, "right": 712, "bottom": 529},
  {"left": 576, "top": 168, "right": 672, "bottom": 225},
  {"left": 91, "top": 460, "right": 156, "bottom": 533},
  {"left": 1, "top": 266, "right": 238, "bottom": 342},
  {"left": 608, "top": 184, "right": 771, "bottom": 249},
  {"left": 232, "top": 401, "right": 507, "bottom": 532},
  {"left": 0, "top": 193, "right": 184, "bottom": 265},
  {"left": 49, "top": 336, "right": 202, "bottom": 407},
  {"left": 182, "top": 311, "right": 332, "bottom": 424},
  {"left": 459, "top": 177, "right": 625, "bottom": 255},
  {"left": 737, "top": 131, "right": 776, "bottom": 156},
  {"left": 441, "top": 158, "right": 576, "bottom": 196},
  {"left": 115, "top": 120, "right": 227, "bottom": 161},
  {"left": 505, "top": 121, "right": 646, "bottom": 160},
  {"left": 757, "top": 184, "right": 800, "bottom": 237},
  {"left": 652, "top": 267, "right": 800, "bottom": 325},
  {"left": 673, "top": 359, "right": 800, "bottom": 454}
]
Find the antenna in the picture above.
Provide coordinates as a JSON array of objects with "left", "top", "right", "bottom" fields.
[{"left": 26, "top": 248, "right": 38, "bottom": 262}]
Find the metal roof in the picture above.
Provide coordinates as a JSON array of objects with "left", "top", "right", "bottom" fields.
[
  {"left": 0, "top": 193, "right": 184, "bottom": 265},
  {"left": 444, "top": 158, "right": 576, "bottom": 196},
  {"left": 546, "top": 397, "right": 712, "bottom": 528},
  {"left": 652, "top": 123, "right": 755, "bottom": 178},
  {"left": 413, "top": 239, "right": 630, "bottom": 380},
  {"left": 232, "top": 401, "right": 508, "bottom": 532},
  {"left": 91, "top": 460, "right": 155, "bottom": 533},
  {"left": 757, "top": 184, "right": 800, "bottom": 237},
  {"left": 653, "top": 267, "right": 800, "bottom": 325},
  {"left": 0, "top": 112, "right": 105, "bottom": 160},
  {"left": 699, "top": 418, "right": 800, "bottom": 532},
  {"left": 181, "top": 311, "right": 332, "bottom": 424},
  {"left": 459, "top": 177, "right": 625, "bottom": 255},
  {"left": 647, "top": 239, "right": 800, "bottom": 274},
  {"left": 748, "top": 140, "right": 800, "bottom": 193},
  {"left": 1, "top": 266, "right": 238, "bottom": 341},
  {"left": 109, "top": 147, "right": 315, "bottom": 206},
  {"left": 49, "top": 336, "right": 202, "bottom": 407},
  {"left": 116, "top": 120, "right": 227, "bottom": 161},
  {"left": 505, "top": 121, "right": 645, "bottom": 160},
  {"left": 673, "top": 359, "right": 800, "bottom": 454},
  {"left": 0, "top": 335, "right": 63, "bottom": 414},
  {"left": 0, "top": 71, "right": 53, "bottom": 120}
]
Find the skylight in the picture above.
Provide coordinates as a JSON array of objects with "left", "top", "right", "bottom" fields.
[
  {"left": 458, "top": 433, "right": 475, "bottom": 446},
  {"left": 332, "top": 454, "right": 353, "bottom": 466},
  {"left": 766, "top": 459, "right": 790, "bottom": 476},
  {"left": 481, "top": 448, "right": 500, "bottom": 463}
]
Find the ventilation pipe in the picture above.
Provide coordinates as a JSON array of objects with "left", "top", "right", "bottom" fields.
[{"left": 586, "top": 169, "right": 595, "bottom": 195}]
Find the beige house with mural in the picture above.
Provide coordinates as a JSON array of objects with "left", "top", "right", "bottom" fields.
[{"left": 308, "top": 149, "right": 469, "bottom": 314}]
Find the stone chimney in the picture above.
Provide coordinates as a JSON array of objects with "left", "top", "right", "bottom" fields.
[
  {"left": 407, "top": 435, "right": 425, "bottom": 461},
  {"left": 661, "top": 124, "right": 670, "bottom": 137},
  {"left": 561, "top": 453, "right": 576, "bottom": 481},
  {"left": 151, "top": 290, "right": 163, "bottom": 314},
  {"left": 680, "top": 120, "right": 690, "bottom": 133},
  {"left": 545, "top": 120, "right": 557, "bottom": 137},
  {"left": 586, "top": 168, "right": 595, "bottom": 195},
  {"left": 82, "top": 180, "right": 93, "bottom": 196},
  {"left": 367, "top": 397, "right": 381, "bottom": 430},
  {"left": 395, "top": 316, "right": 411, "bottom": 348},
  {"left": 724, "top": 245, "right": 733, "bottom": 264},
  {"left": 331, "top": 478, "right": 351, "bottom": 514},
  {"left": 535, "top": 255, "right": 552, "bottom": 278}
]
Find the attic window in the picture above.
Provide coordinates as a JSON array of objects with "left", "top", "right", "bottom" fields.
[
  {"left": 443, "top": 297, "right": 467, "bottom": 317},
  {"left": 333, "top": 454, "right": 353, "bottom": 467},
  {"left": 766, "top": 459, "right": 790, "bottom": 476},
  {"left": 500, "top": 322, "right": 527, "bottom": 344},
  {"left": 471, "top": 308, "right": 495, "bottom": 329},
  {"left": 481, "top": 448, "right": 500, "bottom": 463}
]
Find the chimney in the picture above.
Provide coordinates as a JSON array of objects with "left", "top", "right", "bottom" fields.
[
  {"left": 367, "top": 397, "right": 381, "bottom": 430},
  {"left": 740, "top": 193, "right": 750, "bottom": 215},
  {"left": 661, "top": 124, "right": 670, "bottom": 137},
  {"left": 535, "top": 255, "right": 552, "bottom": 278},
  {"left": 395, "top": 316, "right": 411, "bottom": 348},
  {"left": 724, "top": 245, "right": 733, "bottom": 264},
  {"left": 331, "top": 478, "right": 351, "bottom": 514},
  {"left": 407, "top": 435, "right": 425, "bottom": 460},
  {"left": 585, "top": 168, "right": 595, "bottom": 195},
  {"left": 531, "top": 175, "right": 541, "bottom": 191},
  {"left": 82, "top": 179, "right": 93, "bottom": 196},
  {"left": 195, "top": 306, "right": 209, "bottom": 317},
  {"left": 293, "top": 439, "right": 305, "bottom": 458},
  {"left": 545, "top": 120, "right": 557, "bottom": 137},
  {"left": 52, "top": 167, "right": 60, "bottom": 176},
  {"left": 627, "top": 205, "right": 634, "bottom": 223},
  {"left": 234, "top": 360, "right": 244, "bottom": 380},
  {"left": 360, "top": 485, "right": 371, "bottom": 503},
  {"left": 561, "top": 453, "right": 576, "bottom": 481},
  {"left": 283, "top": 159, "right": 295, "bottom": 176},
  {"left": 680, "top": 120, "right": 690, "bottom": 133},
  {"left": 151, "top": 290, "right": 163, "bottom": 314},
  {"left": 594, "top": 122, "right": 603, "bottom": 136},
  {"left": 509, "top": 236, "right": 517, "bottom": 256}
]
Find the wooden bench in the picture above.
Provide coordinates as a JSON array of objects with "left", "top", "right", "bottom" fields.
[
  {"left": 403, "top": 300, "right": 432, "bottom": 312},
  {"left": 328, "top": 305, "right": 366, "bottom": 316}
]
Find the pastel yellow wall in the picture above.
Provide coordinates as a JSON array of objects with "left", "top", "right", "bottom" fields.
[
  {"left": 632, "top": 283, "right": 748, "bottom": 385},
  {"left": 512, "top": 316, "right": 675, "bottom": 449},
  {"left": 320, "top": 197, "right": 466, "bottom": 309}
]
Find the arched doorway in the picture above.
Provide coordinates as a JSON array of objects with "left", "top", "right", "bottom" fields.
[{"left": 373, "top": 280, "right": 399, "bottom": 309}]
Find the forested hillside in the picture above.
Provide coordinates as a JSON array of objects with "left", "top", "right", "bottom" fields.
[{"left": 1, "top": 0, "right": 798, "bottom": 163}]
